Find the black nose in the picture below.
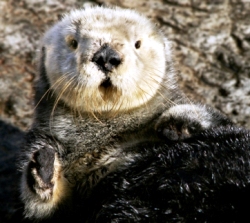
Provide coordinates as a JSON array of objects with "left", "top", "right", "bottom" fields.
[{"left": 92, "top": 44, "right": 121, "bottom": 73}]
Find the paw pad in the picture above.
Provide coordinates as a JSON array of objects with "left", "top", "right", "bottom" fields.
[
  {"left": 27, "top": 148, "right": 56, "bottom": 200},
  {"left": 155, "top": 109, "right": 204, "bottom": 142}
]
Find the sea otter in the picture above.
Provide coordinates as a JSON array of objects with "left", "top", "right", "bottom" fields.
[{"left": 20, "top": 6, "right": 231, "bottom": 221}]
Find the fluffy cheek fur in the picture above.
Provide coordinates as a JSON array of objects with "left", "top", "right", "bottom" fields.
[
  {"left": 83, "top": 42, "right": 166, "bottom": 113},
  {"left": 44, "top": 35, "right": 167, "bottom": 115}
]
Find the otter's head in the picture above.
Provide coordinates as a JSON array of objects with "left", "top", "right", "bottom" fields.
[{"left": 39, "top": 6, "right": 174, "bottom": 116}]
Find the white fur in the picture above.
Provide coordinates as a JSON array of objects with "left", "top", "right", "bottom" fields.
[{"left": 42, "top": 6, "right": 170, "bottom": 113}]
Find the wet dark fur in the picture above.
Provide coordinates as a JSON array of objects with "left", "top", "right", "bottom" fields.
[
  {"left": 0, "top": 120, "right": 26, "bottom": 223},
  {"left": 91, "top": 126, "right": 250, "bottom": 223},
  {"left": 24, "top": 125, "right": 250, "bottom": 223}
]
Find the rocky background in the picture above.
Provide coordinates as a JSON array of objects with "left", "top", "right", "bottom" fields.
[
  {"left": 0, "top": 0, "right": 250, "bottom": 131},
  {"left": 0, "top": 0, "right": 250, "bottom": 222}
]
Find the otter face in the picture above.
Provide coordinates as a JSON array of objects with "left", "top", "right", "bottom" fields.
[{"left": 41, "top": 7, "right": 171, "bottom": 115}]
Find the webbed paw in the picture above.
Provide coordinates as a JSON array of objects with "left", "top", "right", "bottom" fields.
[
  {"left": 156, "top": 115, "right": 203, "bottom": 141},
  {"left": 26, "top": 147, "right": 56, "bottom": 201},
  {"left": 21, "top": 134, "right": 70, "bottom": 220},
  {"left": 155, "top": 104, "right": 231, "bottom": 141}
]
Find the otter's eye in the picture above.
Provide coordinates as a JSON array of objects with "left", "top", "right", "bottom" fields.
[
  {"left": 69, "top": 39, "right": 78, "bottom": 50},
  {"left": 135, "top": 40, "right": 141, "bottom": 49}
]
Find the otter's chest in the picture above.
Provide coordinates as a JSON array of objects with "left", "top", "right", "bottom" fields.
[{"left": 50, "top": 112, "right": 153, "bottom": 154}]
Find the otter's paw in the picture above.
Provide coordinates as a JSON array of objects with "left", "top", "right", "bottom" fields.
[
  {"left": 21, "top": 138, "right": 70, "bottom": 220},
  {"left": 26, "top": 147, "right": 56, "bottom": 201},
  {"left": 155, "top": 112, "right": 204, "bottom": 141},
  {"left": 155, "top": 104, "right": 231, "bottom": 141}
]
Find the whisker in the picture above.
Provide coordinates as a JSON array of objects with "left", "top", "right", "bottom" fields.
[
  {"left": 34, "top": 74, "right": 69, "bottom": 111},
  {"left": 72, "top": 80, "right": 82, "bottom": 120},
  {"left": 52, "top": 75, "right": 76, "bottom": 114},
  {"left": 138, "top": 70, "right": 177, "bottom": 107},
  {"left": 49, "top": 74, "right": 76, "bottom": 130},
  {"left": 49, "top": 75, "right": 70, "bottom": 98}
]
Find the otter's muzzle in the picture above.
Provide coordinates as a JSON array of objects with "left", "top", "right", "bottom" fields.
[{"left": 92, "top": 44, "right": 121, "bottom": 73}]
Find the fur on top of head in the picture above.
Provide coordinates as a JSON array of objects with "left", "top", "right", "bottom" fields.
[{"left": 39, "top": 6, "right": 174, "bottom": 116}]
